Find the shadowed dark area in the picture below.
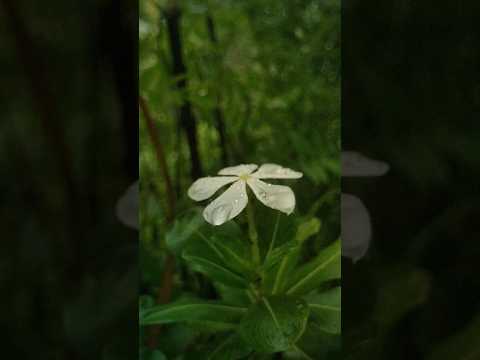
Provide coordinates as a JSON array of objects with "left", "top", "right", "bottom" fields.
[
  {"left": 343, "top": 1, "right": 480, "bottom": 359},
  {"left": 0, "top": 0, "right": 138, "bottom": 358}
]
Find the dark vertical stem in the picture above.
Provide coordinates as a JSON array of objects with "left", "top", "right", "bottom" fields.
[
  {"left": 139, "top": 96, "right": 177, "bottom": 349},
  {"left": 164, "top": 5, "right": 203, "bottom": 179},
  {"left": 174, "top": 120, "right": 182, "bottom": 195},
  {"left": 206, "top": 14, "right": 229, "bottom": 166},
  {"left": 139, "top": 96, "right": 176, "bottom": 222}
]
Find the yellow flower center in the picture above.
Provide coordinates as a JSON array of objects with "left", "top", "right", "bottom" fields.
[{"left": 239, "top": 174, "right": 250, "bottom": 181}]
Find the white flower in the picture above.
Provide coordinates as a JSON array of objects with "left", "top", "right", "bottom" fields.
[
  {"left": 342, "top": 152, "right": 389, "bottom": 262},
  {"left": 188, "top": 164, "right": 303, "bottom": 226},
  {"left": 116, "top": 180, "right": 139, "bottom": 230}
]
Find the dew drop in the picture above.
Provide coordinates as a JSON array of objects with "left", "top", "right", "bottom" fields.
[
  {"left": 259, "top": 191, "right": 268, "bottom": 200},
  {"left": 211, "top": 204, "right": 232, "bottom": 225}
]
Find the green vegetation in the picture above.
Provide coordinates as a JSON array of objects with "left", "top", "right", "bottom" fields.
[{"left": 139, "top": 1, "right": 341, "bottom": 358}]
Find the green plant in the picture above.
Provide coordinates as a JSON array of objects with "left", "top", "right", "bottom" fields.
[{"left": 140, "top": 164, "right": 340, "bottom": 359}]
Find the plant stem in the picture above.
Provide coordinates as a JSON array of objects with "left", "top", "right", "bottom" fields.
[
  {"left": 139, "top": 96, "right": 176, "bottom": 223},
  {"left": 247, "top": 202, "right": 261, "bottom": 266},
  {"left": 139, "top": 96, "right": 177, "bottom": 348},
  {"left": 266, "top": 213, "right": 281, "bottom": 258},
  {"left": 164, "top": 3, "right": 203, "bottom": 179}
]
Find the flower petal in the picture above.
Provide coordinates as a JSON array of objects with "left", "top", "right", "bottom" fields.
[
  {"left": 218, "top": 164, "right": 258, "bottom": 176},
  {"left": 341, "top": 193, "right": 371, "bottom": 262},
  {"left": 251, "top": 163, "right": 303, "bottom": 179},
  {"left": 188, "top": 176, "right": 238, "bottom": 201},
  {"left": 247, "top": 178, "right": 296, "bottom": 215},
  {"left": 116, "top": 180, "right": 139, "bottom": 230},
  {"left": 203, "top": 180, "right": 248, "bottom": 226},
  {"left": 342, "top": 151, "right": 389, "bottom": 177}
]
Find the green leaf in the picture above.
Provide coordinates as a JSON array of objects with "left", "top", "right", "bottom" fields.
[
  {"left": 215, "top": 283, "right": 252, "bottom": 307},
  {"left": 165, "top": 208, "right": 204, "bottom": 254},
  {"left": 183, "top": 253, "right": 250, "bottom": 289},
  {"left": 267, "top": 246, "right": 302, "bottom": 295},
  {"left": 139, "top": 295, "right": 155, "bottom": 321},
  {"left": 256, "top": 210, "right": 297, "bottom": 257},
  {"left": 181, "top": 221, "right": 254, "bottom": 288},
  {"left": 292, "top": 321, "right": 341, "bottom": 359},
  {"left": 238, "top": 295, "right": 310, "bottom": 354},
  {"left": 199, "top": 232, "right": 257, "bottom": 280},
  {"left": 140, "top": 300, "right": 247, "bottom": 328},
  {"left": 295, "top": 218, "right": 322, "bottom": 244},
  {"left": 262, "top": 240, "right": 299, "bottom": 272},
  {"left": 306, "top": 287, "right": 341, "bottom": 334},
  {"left": 286, "top": 239, "right": 341, "bottom": 296},
  {"left": 208, "top": 333, "right": 253, "bottom": 360},
  {"left": 264, "top": 217, "right": 322, "bottom": 294}
]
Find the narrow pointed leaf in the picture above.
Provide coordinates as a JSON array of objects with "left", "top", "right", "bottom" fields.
[
  {"left": 140, "top": 300, "right": 247, "bottom": 327},
  {"left": 262, "top": 240, "right": 299, "bottom": 272},
  {"left": 201, "top": 234, "right": 257, "bottom": 279},
  {"left": 295, "top": 218, "right": 322, "bottom": 244},
  {"left": 183, "top": 253, "right": 249, "bottom": 289},
  {"left": 306, "top": 287, "right": 341, "bottom": 334},
  {"left": 286, "top": 240, "right": 341, "bottom": 296},
  {"left": 265, "top": 218, "right": 321, "bottom": 294},
  {"left": 208, "top": 333, "right": 253, "bottom": 360}
]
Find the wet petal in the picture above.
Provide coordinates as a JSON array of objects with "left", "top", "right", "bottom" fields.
[
  {"left": 116, "top": 181, "right": 139, "bottom": 230},
  {"left": 203, "top": 180, "right": 248, "bottom": 226},
  {"left": 342, "top": 193, "right": 371, "bottom": 262},
  {"left": 251, "top": 163, "right": 303, "bottom": 179},
  {"left": 188, "top": 176, "right": 238, "bottom": 201},
  {"left": 247, "top": 178, "right": 296, "bottom": 215},
  {"left": 342, "top": 151, "right": 389, "bottom": 177},
  {"left": 218, "top": 164, "right": 258, "bottom": 176}
]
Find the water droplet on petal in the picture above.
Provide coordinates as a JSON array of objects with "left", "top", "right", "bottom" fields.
[
  {"left": 259, "top": 191, "right": 268, "bottom": 200},
  {"left": 211, "top": 204, "right": 232, "bottom": 225}
]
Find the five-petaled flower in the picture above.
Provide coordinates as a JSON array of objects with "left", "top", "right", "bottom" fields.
[{"left": 188, "top": 164, "right": 303, "bottom": 226}]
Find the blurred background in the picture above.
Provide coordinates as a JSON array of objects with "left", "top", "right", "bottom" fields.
[
  {"left": 343, "top": 1, "right": 480, "bottom": 359},
  {"left": 0, "top": 0, "right": 137, "bottom": 359},
  {"left": 139, "top": 0, "right": 340, "bottom": 358}
]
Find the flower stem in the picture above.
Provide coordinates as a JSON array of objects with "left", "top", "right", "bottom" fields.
[
  {"left": 247, "top": 202, "right": 261, "bottom": 266},
  {"left": 266, "top": 212, "right": 281, "bottom": 258}
]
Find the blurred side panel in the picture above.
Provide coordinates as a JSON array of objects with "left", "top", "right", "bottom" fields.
[
  {"left": 0, "top": 0, "right": 138, "bottom": 358},
  {"left": 343, "top": 1, "right": 480, "bottom": 359}
]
